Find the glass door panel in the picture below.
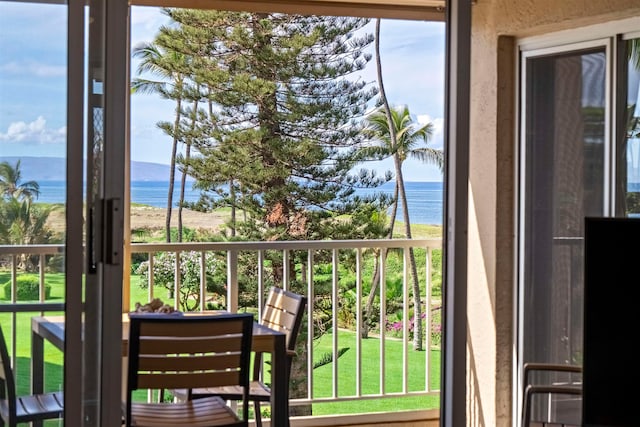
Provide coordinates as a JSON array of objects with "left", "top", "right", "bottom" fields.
[
  {"left": 618, "top": 38, "right": 640, "bottom": 217},
  {"left": 523, "top": 47, "right": 606, "bottom": 366},
  {"left": 521, "top": 45, "right": 607, "bottom": 424},
  {"left": 0, "top": 0, "right": 68, "bottom": 418},
  {"left": 1, "top": 1, "right": 127, "bottom": 425},
  {"left": 83, "top": 0, "right": 128, "bottom": 425}
]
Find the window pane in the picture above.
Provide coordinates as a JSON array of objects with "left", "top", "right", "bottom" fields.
[
  {"left": 523, "top": 48, "right": 606, "bottom": 367},
  {"left": 0, "top": 0, "right": 67, "bottom": 423},
  {"left": 619, "top": 39, "right": 640, "bottom": 217}
]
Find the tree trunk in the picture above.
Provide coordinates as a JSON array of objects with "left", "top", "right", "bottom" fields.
[
  {"left": 178, "top": 96, "right": 198, "bottom": 242},
  {"left": 177, "top": 142, "right": 191, "bottom": 242},
  {"left": 229, "top": 179, "right": 236, "bottom": 237},
  {"left": 371, "top": 18, "right": 423, "bottom": 350},
  {"left": 362, "top": 182, "right": 399, "bottom": 339},
  {"left": 394, "top": 157, "right": 423, "bottom": 351},
  {"left": 288, "top": 336, "right": 310, "bottom": 417},
  {"left": 166, "top": 97, "right": 182, "bottom": 243}
]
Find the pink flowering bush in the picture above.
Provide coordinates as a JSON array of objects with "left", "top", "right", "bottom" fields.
[{"left": 386, "top": 305, "right": 442, "bottom": 347}]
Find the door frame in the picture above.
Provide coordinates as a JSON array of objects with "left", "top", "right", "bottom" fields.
[
  {"left": 64, "top": 0, "right": 129, "bottom": 425},
  {"left": 514, "top": 25, "right": 628, "bottom": 426},
  {"left": 65, "top": 0, "right": 86, "bottom": 424},
  {"left": 516, "top": 37, "right": 612, "bottom": 424},
  {"left": 69, "top": 1, "right": 472, "bottom": 425}
]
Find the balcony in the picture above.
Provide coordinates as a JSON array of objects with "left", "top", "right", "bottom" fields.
[{"left": 0, "top": 238, "right": 442, "bottom": 426}]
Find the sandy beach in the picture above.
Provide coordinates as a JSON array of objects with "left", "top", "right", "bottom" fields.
[
  {"left": 45, "top": 204, "right": 441, "bottom": 238},
  {"left": 128, "top": 205, "right": 226, "bottom": 231},
  {"left": 46, "top": 205, "right": 227, "bottom": 235}
]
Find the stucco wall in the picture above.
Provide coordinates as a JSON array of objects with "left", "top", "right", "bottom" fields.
[{"left": 468, "top": 1, "right": 640, "bottom": 426}]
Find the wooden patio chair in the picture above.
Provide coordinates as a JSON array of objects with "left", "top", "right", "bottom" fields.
[
  {"left": 521, "top": 363, "right": 582, "bottom": 427},
  {"left": 0, "top": 324, "right": 63, "bottom": 427},
  {"left": 124, "top": 312, "right": 254, "bottom": 427},
  {"left": 174, "top": 287, "right": 307, "bottom": 427}
]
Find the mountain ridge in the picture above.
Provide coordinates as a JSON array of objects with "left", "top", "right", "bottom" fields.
[{"left": 0, "top": 156, "right": 179, "bottom": 182}]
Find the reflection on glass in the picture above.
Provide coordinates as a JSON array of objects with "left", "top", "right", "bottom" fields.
[
  {"left": 623, "top": 39, "right": 640, "bottom": 217},
  {"left": 0, "top": 0, "right": 67, "bottom": 418},
  {"left": 524, "top": 48, "right": 606, "bottom": 367}
]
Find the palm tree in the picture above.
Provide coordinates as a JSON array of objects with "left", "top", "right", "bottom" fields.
[
  {"left": 0, "top": 160, "right": 40, "bottom": 201},
  {"left": 360, "top": 20, "right": 398, "bottom": 341},
  {"left": 361, "top": 104, "right": 442, "bottom": 350},
  {"left": 0, "top": 197, "right": 52, "bottom": 270},
  {"left": 358, "top": 20, "right": 444, "bottom": 350},
  {"left": 132, "top": 40, "right": 190, "bottom": 243},
  {"left": 356, "top": 18, "right": 444, "bottom": 350}
]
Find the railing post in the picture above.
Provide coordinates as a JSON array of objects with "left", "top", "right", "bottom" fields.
[
  {"left": 379, "top": 250, "right": 386, "bottom": 395},
  {"left": 227, "top": 250, "right": 238, "bottom": 312},
  {"left": 174, "top": 251, "right": 180, "bottom": 311},
  {"left": 355, "top": 248, "right": 363, "bottom": 397},
  {"left": 0, "top": 238, "right": 443, "bottom": 420},
  {"left": 306, "top": 249, "right": 315, "bottom": 400},
  {"left": 426, "top": 247, "right": 433, "bottom": 390},
  {"left": 257, "top": 250, "right": 264, "bottom": 318},
  {"left": 148, "top": 253, "right": 154, "bottom": 302},
  {"left": 39, "top": 254, "right": 46, "bottom": 303},
  {"left": 403, "top": 247, "right": 410, "bottom": 394},
  {"left": 332, "top": 248, "right": 339, "bottom": 398},
  {"left": 200, "top": 251, "right": 206, "bottom": 311},
  {"left": 283, "top": 249, "right": 290, "bottom": 290}
]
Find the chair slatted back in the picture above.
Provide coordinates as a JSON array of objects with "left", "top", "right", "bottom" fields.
[
  {"left": 523, "top": 385, "right": 582, "bottom": 427},
  {"left": 261, "top": 287, "right": 307, "bottom": 352},
  {"left": 126, "top": 313, "right": 253, "bottom": 423},
  {"left": 522, "top": 363, "right": 582, "bottom": 427},
  {"left": 0, "top": 324, "right": 63, "bottom": 427},
  {"left": 0, "top": 325, "right": 18, "bottom": 421}
]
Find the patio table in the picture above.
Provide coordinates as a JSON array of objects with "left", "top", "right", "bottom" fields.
[{"left": 31, "top": 313, "right": 289, "bottom": 426}]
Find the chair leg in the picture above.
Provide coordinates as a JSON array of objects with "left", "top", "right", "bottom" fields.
[{"left": 254, "top": 401, "right": 262, "bottom": 427}]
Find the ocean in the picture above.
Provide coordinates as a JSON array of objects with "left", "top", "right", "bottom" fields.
[{"left": 36, "top": 180, "right": 444, "bottom": 226}]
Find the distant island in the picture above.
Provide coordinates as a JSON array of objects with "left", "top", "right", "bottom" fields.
[{"left": 0, "top": 156, "right": 185, "bottom": 182}]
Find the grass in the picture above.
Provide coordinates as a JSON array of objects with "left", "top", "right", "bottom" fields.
[
  {"left": 0, "top": 226, "right": 443, "bottom": 417},
  {"left": 0, "top": 273, "right": 154, "bottom": 400},
  {"left": 395, "top": 222, "right": 442, "bottom": 238},
  {"left": 1, "top": 296, "right": 441, "bottom": 418},
  {"left": 310, "top": 329, "right": 440, "bottom": 415},
  {"left": 128, "top": 276, "right": 443, "bottom": 415}
]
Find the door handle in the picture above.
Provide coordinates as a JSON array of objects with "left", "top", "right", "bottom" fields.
[{"left": 104, "top": 197, "right": 122, "bottom": 265}]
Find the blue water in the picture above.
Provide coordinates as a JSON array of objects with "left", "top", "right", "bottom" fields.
[{"left": 36, "top": 180, "right": 444, "bottom": 225}]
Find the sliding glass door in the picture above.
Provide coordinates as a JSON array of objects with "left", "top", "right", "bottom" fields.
[
  {"left": 521, "top": 43, "right": 607, "bottom": 367},
  {"left": 617, "top": 37, "right": 640, "bottom": 218},
  {"left": 518, "top": 31, "right": 640, "bottom": 424},
  {"left": 1, "top": 1, "right": 127, "bottom": 425},
  {"left": 519, "top": 41, "right": 609, "bottom": 424},
  {"left": 78, "top": 0, "right": 128, "bottom": 425}
]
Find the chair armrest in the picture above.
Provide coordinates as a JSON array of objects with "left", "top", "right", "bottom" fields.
[
  {"left": 522, "top": 384, "right": 582, "bottom": 427},
  {"left": 523, "top": 363, "right": 582, "bottom": 389}
]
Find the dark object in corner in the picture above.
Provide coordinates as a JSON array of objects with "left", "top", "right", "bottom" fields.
[{"left": 583, "top": 217, "right": 640, "bottom": 427}]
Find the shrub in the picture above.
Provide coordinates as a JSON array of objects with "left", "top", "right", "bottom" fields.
[
  {"left": 47, "top": 254, "right": 65, "bottom": 273},
  {"left": 135, "top": 251, "right": 224, "bottom": 311},
  {"left": 386, "top": 304, "right": 442, "bottom": 348},
  {"left": 3, "top": 276, "right": 51, "bottom": 300}
]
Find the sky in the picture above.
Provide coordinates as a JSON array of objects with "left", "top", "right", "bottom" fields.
[{"left": 0, "top": 3, "right": 445, "bottom": 182}]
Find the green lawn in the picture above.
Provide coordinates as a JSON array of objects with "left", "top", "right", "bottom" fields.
[
  {"left": 311, "top": 328, "right": 440, "bottom": 415},
  {"left": 0, "top": 272, "right": 441, "bottom": 417},
  {"left": 0, "top": 273, "right": 156, "bottom": 399}
]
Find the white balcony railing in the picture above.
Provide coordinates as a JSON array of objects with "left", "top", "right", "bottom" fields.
[{"left": 0, "top": 238, "right": 442, "bottom": 419}]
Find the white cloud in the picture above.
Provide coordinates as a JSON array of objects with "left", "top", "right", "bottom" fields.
[
  {"left": 130, "top": 7, "right": 170, "bottom": 48},
  {"left": 0, "top": 116, "right": 66, "bottom": 144},
  {"left": 417, "top": 114, "right": 444, "bottom": 149}
]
